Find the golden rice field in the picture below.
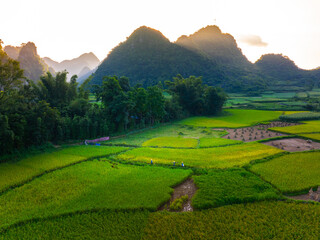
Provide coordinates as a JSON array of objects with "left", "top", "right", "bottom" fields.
[{"left": 116, "top": 142, "right": 283, "bottom": 168}]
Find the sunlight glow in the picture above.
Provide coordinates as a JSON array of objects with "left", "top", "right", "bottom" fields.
[{"left": 1, "top": 0, "right": 320, "bottom": 69}]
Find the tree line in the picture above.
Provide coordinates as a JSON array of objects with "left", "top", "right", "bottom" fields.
[{"left": 0, "top": 41, "right": 227, "bottom": 156}]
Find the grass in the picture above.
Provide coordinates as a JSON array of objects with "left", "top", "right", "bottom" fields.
[
  {"left": 116, "top": 142, "right": 283, "bottom": 169},
  {"left": 105, "top": 124, "right": 225, "bottom": 146},
  {"left": 192, "top": 169, "right": 279, "bottom": 209},
  {"left": 179, "top": 109, "right": 296, "bottom": 128},
  {"left": 250, "top": 152, "right": 320, "bottom": 193},
  {"left": 270, "top": 120, "right": 320, "bottom": 134},
  {"left": 0, "top": 160, "right": 191, "bottom": 229},
  {"left": 0, "top": 146, "right": 128, "bottom": 193},
  {"left": 143, "top": 201, "right": 320, "bottom": 240},
  {"left": 0, "top": 210, "right": 150, "bottom": 240},
  {"left": 199, "top": 137, "right": 242, "bottom": 148},
  {"left": 142, "top": 137, "right": 198, "bottom": 148}
]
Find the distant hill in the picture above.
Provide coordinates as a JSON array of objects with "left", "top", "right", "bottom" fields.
[
  {"left": 90, "top": 26, "right": 269, "bottom": 92},
  {"left": 255, "top": 54, "right": 315, "bottom": 91},
  {"left": 43, "top": 53, "right": 100, "bottom": 81},
  {"left": 90, "top": 26, "right": 231, "bottom": 88},
  {"left": 176, "top": 26, "right": 251, "bottom": 68},
  {"left": 3, "top": 45, "right": 21, "bottom": 60},
  {"left": 4, "top": 42, "right": 50, "bottom": 82}
]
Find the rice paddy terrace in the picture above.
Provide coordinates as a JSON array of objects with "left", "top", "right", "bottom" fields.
[{"left": 1, "top": 109, "right": 320, "bottom": 239}]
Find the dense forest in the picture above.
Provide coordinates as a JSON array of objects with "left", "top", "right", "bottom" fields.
[{"left": 0, "top": 41, "right": 227, "bottom": 155}]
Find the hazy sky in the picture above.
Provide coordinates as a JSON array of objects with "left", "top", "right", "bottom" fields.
[{"left": 1, "top": 0, "right": 320, "bottom": 69}]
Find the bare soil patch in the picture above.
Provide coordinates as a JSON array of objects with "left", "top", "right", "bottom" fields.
[
  {"left": 221, "top": 122, "right": 299, "bottom": 142},
  {"left": 288, "top": 187, "right": 320, "bottom": 202},
  {"left": 262, "top": 138, "right": 320, "bottom": 152},
  {"left": 159, "top": 178, "right": 197, "bottom": 212}
]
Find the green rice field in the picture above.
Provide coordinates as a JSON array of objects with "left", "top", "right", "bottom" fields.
[
  {"left": 0, "top": 146, "right": 128, "bottom": 193},
  {"left": 0, "top": 160, "right": 191, "bottom": 228},
  {"left": 192, "top": 169, "right": 279, "bottom": 209},
  {"left": 105, "top": 124, "right": 225, "bottom": 146},
  {"left": 250, "top": 152, "right": 320, "bottom": 193},
  {"left": 143, "top": 201, "right": 320, "bottom": 240},
  {"left": 179, "top": 109, "right": 296, "bottom": 128},
  {"left": 270, "top": 120, "right": 320, "bottom": 134},
  {"left": 299, "top": 133, "right": 320, "bottom": 141},
  {"left": 1, "top": 108, "right": 320, "bottom": 239},
  {"left": 142, "top": 137, "right": 198, "bottom": 148},
  {"left": 199, "top": 137, "right": 242, "bottom": 148}
]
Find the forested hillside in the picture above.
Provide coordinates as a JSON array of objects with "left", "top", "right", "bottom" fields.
[
  {"left": 90, "top": 26, "right": 226, "bottom": 88},
  {"left": 90, "top": 25, "right": 319, "bottom": 94}
]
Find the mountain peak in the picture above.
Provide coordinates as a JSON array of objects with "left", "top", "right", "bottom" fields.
[
  {"left": 176, "top": 25, "right": 249, "bottom": 66},
  {"left": 126, "top": 26, "right": 170, "bottom": 44}
]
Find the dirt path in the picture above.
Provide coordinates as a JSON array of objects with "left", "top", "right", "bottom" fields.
[
  {"left": 221, "top": 122, "right": 299, "bottom": 142},
  {"left": 262, "top": 138, "right": 320, "bottom": 152},
  {"left": 159, "top": 178, "right": 197, "bottom": 212}
]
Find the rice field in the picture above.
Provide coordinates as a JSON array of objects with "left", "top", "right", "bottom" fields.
[
  {"left": 142, "top": 137, "right": 198, "bottom": 148},
  {"left": 270, "top": 120, "right": 320, "bottom": 134},
  {"left": 0, "top": 210, "right": 150, "bottom": 240},
  {"left": 0, "top": 146, "right": 128, "bottom": 193},
  {"left": 116, "top": 142, "right": 283, "bottom": 168},
  {"left": 2, "top": 110, "right": 319, "bottom": 239},
  {"left": 179, "top": 109, "right": 297, "bottom": 128},
  {"left": 143, "top": 201, "right": 320, "bottom": 240},
  {"left": 279, "top": 112, "right": 320, "bottom": 121},
  {"left": 192, "top": 169, "right": 279, "bottom": 209},
  {"left": 105, "top": 124, "right": 225, "bottom": 146},
  {"left": 299, "top": 133, "right": 320, "bottom": 141},
  {"left": 199, "top": 138, "right": 242, "bottom": 148},
  {"left": 0, "top": 160, "right": 191, "bottom": 229},
  {"left": 250, "top": 152, "right": 320, "bottom": 193}
]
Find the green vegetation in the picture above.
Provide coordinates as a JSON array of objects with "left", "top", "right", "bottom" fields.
[
  {"left": 106, "top": 124, "right": 224, "bottom": 146},
  {"left": 279, "top": 112, "right": 320, "bottom": 121},
  {"left": 143, "top": 201, "right": 320, "bottom": 239},
  {"left": 116, "top": 142, "right": 283, "bottom": 168},
  {"left": 169, "top": 195, "right": 189, "bottom": 211},
  {"left": 166, "top": 75, "right": 227, "bottom": 115},
  {"left": 192, "top": 169, "right": 279, "bottom": 209},
  {"left": 250, "top": 152, "right": 320, "bottom": 193},
  {"left": 0, "top": 210, "right": 150, "bottom": 240},
  {"left": 142, "top": 137, "right": 198, "bottom": 148},
  {"left": 0, "top": 146, "right": 128, "bottom": 193},
  {"left": 179, "top": 109, "right": 292, "bottom": 128},
  {"left": 270, "top": 120, "right": 320, "bottom": 134},
  {"left": 0, "top": 160, "right": 191, "bottom": 229},
  {"left": 199, "top": 137, "right": 242, "bottom": 148}
]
